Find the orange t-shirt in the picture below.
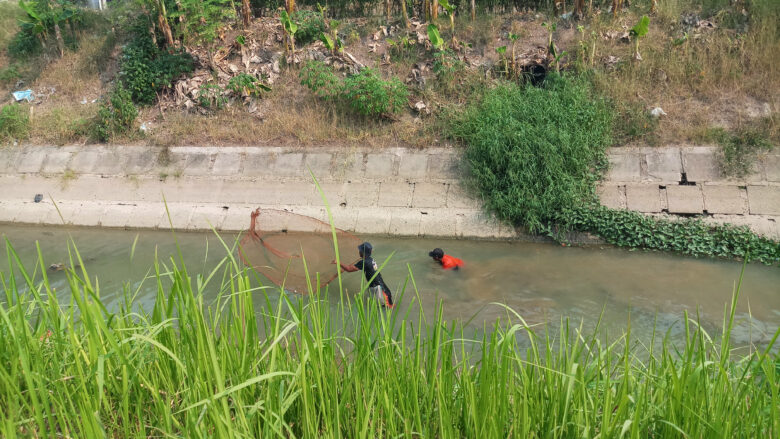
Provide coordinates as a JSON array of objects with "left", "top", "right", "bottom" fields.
[{"left": 441, "top": 254, "right": 464, "bottom": 270}]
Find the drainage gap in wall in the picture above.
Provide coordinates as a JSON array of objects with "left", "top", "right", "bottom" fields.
[{"left": 679, "top": 173, "right": 696, "bottom": 186}]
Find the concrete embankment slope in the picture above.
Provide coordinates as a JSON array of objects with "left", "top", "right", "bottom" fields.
[
  {"left": 0, "top": 145, "right": 778, "bottom": 239},
  {"left": 0, "top": 145, "right": 522, "bottom": 239}
]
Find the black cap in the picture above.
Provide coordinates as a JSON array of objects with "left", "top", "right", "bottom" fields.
[
  {"left": 358, "top": 242, "right": 372, "bottom": 256},
  {"left": 429, "top": 248, "right": 444, "bottom": 259}
]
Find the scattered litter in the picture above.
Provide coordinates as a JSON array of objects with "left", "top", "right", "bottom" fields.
[
  {"left": 650, "top": 107, "right": 667, "bottom": 118},
  {"left": 560, "top": 12, "right": 573, "bottom": 20},
  {"left": 12, "top": 89, "right": 34, "bottom": 102},
  {"left": 140, "top": 122, "right": 150, "bottom": 133},
  {"left": 34, "top": 194, "right": 43, "bottom": 203},
  {"left": 81, "top": 98, "right": 87, "bottom": 104}
]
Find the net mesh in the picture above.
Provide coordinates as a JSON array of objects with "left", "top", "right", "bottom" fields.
[{"left": 238, "top": 208, "right": 361, "bottom": 294}]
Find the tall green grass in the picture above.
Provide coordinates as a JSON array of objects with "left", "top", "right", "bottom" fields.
[{"left": 1, "top": 235, "right": 778, "bottom": 437}]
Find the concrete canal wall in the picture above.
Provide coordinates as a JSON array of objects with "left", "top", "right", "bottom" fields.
[{"left": 0, "top": 144, "right": 778, "bottom": 239}]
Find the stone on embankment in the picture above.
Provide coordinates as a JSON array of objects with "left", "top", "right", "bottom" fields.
[
  {"left": 764, "top": 154, "right": 780, "bottom": 182},
  {"left": 211, "top": 152, "right": 243, "bottom": 175},
  {"left": 666, "top": 185, "right": 704, "bottom": 214},
  {"left": 40, "top": 149, "right": 74, "bottom": 174},
  {"left": 682, "top": 147, "right": 721, "bottom": 182},
  {"left": 378, "top": 182, "right": 413, "bottom": 207},
  {"left": 365, "top": 154, "right": 396, "bottom": 177},
  {"left": 411, "top": 182, "right": 449, "bottom": 208},
  {"left": 606, "top": 151, "right": 641, "bottom": 182},
  {"left": 597, "top": 184, "right": 624, "bottom": 209},
  {"left": 702, "top": 185, "right": 746, "bottom": 214},
  {"left": 646, "top": 148, "right": 682, "bottom": 182},
  {"left": 747, "top": 186, "right": 780, "bottom": 215},
  {"left": 398, "top": 153, "right": 428, "bottom": 178},
  {"left": 625, "top": 185, "right": 662, "bottom": 213}
]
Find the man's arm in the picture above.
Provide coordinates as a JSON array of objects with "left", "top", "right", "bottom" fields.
[{"left": 332, "top": 259, "right": 360, "bottom": 272}]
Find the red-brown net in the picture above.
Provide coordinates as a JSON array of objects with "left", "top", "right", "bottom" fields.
[{"left": 238, "top": 208, "right": 362, "bottom": 294}]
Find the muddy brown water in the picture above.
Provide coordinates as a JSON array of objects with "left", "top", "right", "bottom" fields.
[{"left": 1, "top": 225, "right": 779, "bottom": 348}]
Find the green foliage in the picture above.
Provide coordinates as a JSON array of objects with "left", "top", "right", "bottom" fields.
[
  {"left": 0, "top": 65, "right": 22, "bottom": 85},
  {"left": 292, "top": 10, "right": 326, "bottom": 46},
  {"left": 560, "top": 205, "right": 780, "bottom": 266},
  {"left": 432, "top": 49, "right": 465, "bottom": 87},
  {"left": 300, "top": 62, "right": 408, "bottom": 117},
  {"left": 427, "top": 23, "right": 444, "bottom": 50},
  {"left": 709, "top": 121, "right": 776, "bottom": 177},
  {"left": 175, "top": 0, "right": 235, "bottom": 44},
  {"left": 0, "top": 238, "right": 778, "bottom": 437},
  {"left": 92, "top": 85, "right": 138, "bottom": 142},
  {"left": 630, "top": 15, "right": 650, "bottom": 39},
  {"left": 341, "top": 68, "right": 408, "bottom": 117},
  {"left": 386, "top": 35, "right": 416, "bottom": 62},
  {"left": 450, "top": 75, "right": 613, "bottom": 233},
  {"left": 280, "top": 10, "right": 297, "bottom": 37},
  {"left": 0, "top": 103, "right": 30, "bottom": 142},
  {"left": 198, "top": 83, "right": 227, "bottom": 109},
  {"left": 299, "top": 60, "right": 341, "bottom": 99},
  {"left": 7, "top": 23, "right": 42, "bottom": 58},
  {"left": 226, "top": 73, "right": 271, "bottom": 97},
  {"left": 118, "top": 21, "right": 194, "bottom": 105}
]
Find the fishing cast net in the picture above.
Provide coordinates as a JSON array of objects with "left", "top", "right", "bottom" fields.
[{"left": 238, "top": 208, "right": 362, "bottom": 294}]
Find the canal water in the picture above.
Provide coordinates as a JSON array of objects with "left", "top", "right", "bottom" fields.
[{"left": 1, "top": 224, "right": 779, "bottom": 347}]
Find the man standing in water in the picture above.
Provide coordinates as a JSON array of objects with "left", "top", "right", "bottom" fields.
[{"left": 333, "top": 242, "right": 394, "bottom": 309}]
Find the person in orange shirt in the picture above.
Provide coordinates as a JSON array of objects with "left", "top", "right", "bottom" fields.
[{"left": 428, "top": 248, "right": 464, "bottom": 270}]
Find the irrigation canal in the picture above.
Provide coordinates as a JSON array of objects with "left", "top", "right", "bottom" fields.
[{"left": 2, "top": 224, "right": 779, "bottom": 349}]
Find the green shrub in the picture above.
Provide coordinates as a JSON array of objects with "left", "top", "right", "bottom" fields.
[
  {"left": 198, "top": 83, "right": 227, "bottom": 109},
  {"left": 0, "top": 65, "right": 21, "bottom": 85},
  {"left": 291, "top": 10, "right": 326, "bottom": 46},
  {"left": 449, "top": 74, "right": 613, "bottom": 233},
  {"left": 118, "top": 21, "right": 194, "bottom": 105},
  {"left": 300, "top": 62, "right": 408, "bottom": 117},
  {"left": 299, "top": 60, "right": 342, "bottom": 100},
  {"left": 341, "top": 68, "right": 408, "bottom": 117},
  {"left": 716, "top": 121, "right": 776, "bottom": 178},
  {"left": 7, "top": 23, "right": 41, "bottom": 58},
  {"left": 92, "top": 86, "right": 138, "bottom": 142},
  {"left": 0, "top": 104, "right": 30, "bottom": 142},
  {"left": 226, "top": 73, "right": 271, "bottom": 97},
  {"left": 560, "top": 205, "right": 780, "bottom": 266}
]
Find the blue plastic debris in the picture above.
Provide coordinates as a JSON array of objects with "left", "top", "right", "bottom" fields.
[{"left": 12, "top": 89, "right": 34, "bottom": 102}]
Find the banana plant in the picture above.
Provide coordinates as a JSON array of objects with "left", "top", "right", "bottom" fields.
[
  {"left": 280, "top": 10, "right": 298, "bottom": 55},
  {"left": 630, "top": 15, "right": 650, "bottom": 61},
  {"left": 427, "top": 23, "right": 444, "bottom": 51},
  {"left": 438, "top": 0, "right": 456, "bottom": 45},
  {"left": 495, "top": 45, "right": 508, "bottom": 76},
  {"left": 508, "top": 32, "right": 520, "bottom": 78},
  {"left": 18, "top": 0, "right": 48, "bottom": 48},
  {"left": 542, "top": 22, "right": 558, "bottom": 61}
]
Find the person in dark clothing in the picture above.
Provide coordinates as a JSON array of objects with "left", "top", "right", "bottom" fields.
[
  {"left": 428, "top": 248, "right": 464, "bottom": 270},
  {"left": 332, "top": 242, "right": 394, "bottom": 308}
]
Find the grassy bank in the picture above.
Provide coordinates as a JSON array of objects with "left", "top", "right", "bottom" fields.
[{"left": 1, "top": 236, "right": 778, "bottom": 437}]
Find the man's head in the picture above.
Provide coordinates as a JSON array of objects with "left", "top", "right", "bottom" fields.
[
  {"left": 358, "top": 242, "right": 373, "bottom": 258},
  {"left": 428, "top": 248, "right": 444, "bottom": 261}
]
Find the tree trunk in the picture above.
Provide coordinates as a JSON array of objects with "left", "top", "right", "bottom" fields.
[
  {"left": 432, "top": 0, "right": 438, "bottom": 21},
  {"left": 54, "top": 22, "right": 64, "bottom": 57},
  {"left": 287, "top": 0, "right": 295, "bottom": 14},
  {"left": 470, "top": 0, "right": 476, "bottom": 21},
  {"left": 242, "top": 0, "right": 252, "bottom": 27},
  {"left": 612, "top": 0, "right": 618, "bottom": 18},
  {"left": 651, "top": 0, "right": 656, "bottom": 13},
  {"left": 386, "top": 0, "right": 392, "bottom": 22},
  {"left": 401, "top": 0, "right": 410, "bottom": 29},
  {"left": 424, "top": 0, "right": 430, "bottom": 21},
  {"left": 158, "top": 12, "right": 175, "bottom": 47}
]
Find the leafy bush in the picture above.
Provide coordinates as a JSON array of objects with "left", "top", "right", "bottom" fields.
[
  {"left": 198, "top": 83, "right": 227, "bottom": 109},
  {"left": 300, "top": 62, "right": 408, "bottom": 117},
  {"left": 291, "top": 10, "right": 326, "bottom": 46},
  {"left": 341, "top": 68, "right": 408, "bottom": 117},
  {"left": 118, "top": 22, "right": 194, "bottom": 105},
  {"left": 92, "top": 86, "right": 138, "bottom": 142},
  {"left": 0, "top": 64, "right": 21, "bottom": 85},
  {"left": 0, "top": 104, "right": 30, "bottom": 142},
  {"left": 7, "top": 23, "right": 41, "bottom": 58},
  {"left": 449, "top": 74, "right": 613, "bottom": 233},
  {"left": 299, "top": 60, "right": 341, "bottom": 100},
  {"left": 560, "top": 205, "right": 780, "bottom": 266},
  {"left": 226, "top": 73, "right": 271, "bottom": 97}
]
